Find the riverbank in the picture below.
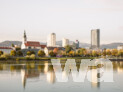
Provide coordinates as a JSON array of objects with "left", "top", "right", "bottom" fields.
[
  {"left": 0, "top": 57, "right": 96, "bottom": 61},
  {"left": 0, "top": 56, "right": 123, "bottom": 62}
]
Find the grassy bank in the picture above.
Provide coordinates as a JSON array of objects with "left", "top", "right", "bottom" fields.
[{"left": 0, "top": 56, "right": 97, "bottom": 61}]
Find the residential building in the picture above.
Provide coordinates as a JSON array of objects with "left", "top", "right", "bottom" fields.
[
  {"left": 62, "top": 38, "right": 69, "bottom": 47},
  {"left": 0, "top": 47, "right": 12, "bottom": 54},
  {"left": 47, "top": 33, "right": 56, "bottom": 47}
]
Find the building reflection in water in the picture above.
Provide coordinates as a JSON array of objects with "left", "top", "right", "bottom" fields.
[
  {"left": 0, "top": 60, "right": 123, "bottom": 89},
  {"left": 21, "top": 62, "right": 56, "bottom": 88},
  {"left": 113, "top": 61, "right": 123, "bottom": 73},
  {"left": 21, "top": 69, "right": 40, "bottom": 89},
  {"left": 47, "top": 71, "right": 55, "bottom": 84},
  {"left": 91, "top": 69, "right": 100, "bottom": 88}
]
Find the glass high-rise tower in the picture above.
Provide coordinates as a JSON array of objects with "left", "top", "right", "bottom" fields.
[{"left": 91, "top": 29, "right": 100, "bottom": 49}]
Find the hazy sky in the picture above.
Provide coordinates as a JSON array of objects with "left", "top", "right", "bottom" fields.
[{"left": 0, "top": 0, "right": 123, "bottom": 44}]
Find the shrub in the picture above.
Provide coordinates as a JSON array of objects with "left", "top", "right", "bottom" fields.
[
  {"left": 38, "top": 50, "right": 45, "bottom": 57},
  {"left": 25, "top": 55, "right": 30, "bottom": 60},
  {"left": 10, "top": 50, "right": 16, "bottom": 56},
  {"left": 30, "top": 54, "right": 36, "bottom": 59},
  {"left": 17, "top": 50, "right": 23, "bottom": 56},
  {"left": 27, "top": 51, "right": 35, "bottom": 56},
  {"left": 0, "top": 51, "right": 3, "bottom": 56},
  {"left": 49, "top": 51, "right": 56, "bottom": 57},
  {"left": 0, "top": 54, "right": 10, "bottom": 59},
  {"left": 27, "top": 51, "right": 31, "bottom": 55}
]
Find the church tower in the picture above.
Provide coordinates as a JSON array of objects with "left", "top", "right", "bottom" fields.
[
  {"left": 24, "top": 30, "right": 27, "bottom": 43},
  {"left": 21, "top": 30, "right": 27, "bottom": 49}
]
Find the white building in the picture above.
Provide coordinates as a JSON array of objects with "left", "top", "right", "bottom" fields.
[
  {"left": 91, "top": 29, "right": 100, "bottom": 49},
  {"left": 62, "top": 38, "right": 69, "bottom": 47},
  {"left": 117, "top": 45, "right": 123, "bottom": 50},
  {"left": 47, "top": 33, "right": 56, "bottom": 47}
]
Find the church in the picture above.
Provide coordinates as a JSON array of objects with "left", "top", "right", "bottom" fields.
[{"left": 21, "top": 31, "right": 46, "bottom": 50}]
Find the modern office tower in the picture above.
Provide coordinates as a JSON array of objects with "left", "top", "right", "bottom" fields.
[
  {"left": 91, "top": 29, "right": 100, "bottom": 49},
  {"left": 75, "top": 40, "right": 79, "bottom": 49},
  {"left": 62, "top": 38, "right": 69, "bottom": 47},
  {"left": 47, "top": 33, "right": 56, "bottom": 47}
]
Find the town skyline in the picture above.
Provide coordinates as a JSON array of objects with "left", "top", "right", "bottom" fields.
[
  {"left": 0, "top": 30, "right": 123, "bottom": 44},
  {"left": 0, "top": 0, "right": 123, "bottom": 43}
]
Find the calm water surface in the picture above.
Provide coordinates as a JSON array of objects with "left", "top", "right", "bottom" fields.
[{"left": 0, "top": 60, "right": 123, "bottom": 92}]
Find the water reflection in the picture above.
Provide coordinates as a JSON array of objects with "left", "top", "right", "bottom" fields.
[{"left": 0, "top": 60, "right": 123, "bottom": 90}]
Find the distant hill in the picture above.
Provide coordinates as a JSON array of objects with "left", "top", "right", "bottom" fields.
[
  {"left": 0, "top": 40, "right": 122, "bottom": 49},
  {"left": 0, "top": 41, "right": 22, "bottom": 47},
  {"left": 101, "top": 43, "right": 123, "bottom": 49}
]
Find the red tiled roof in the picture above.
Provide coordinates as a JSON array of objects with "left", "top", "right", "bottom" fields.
[
  {"left": 40, "top": 45, "right": 46, "bottom": 48},
  {"left": 25, "top": 41, "right": 41, "bottom": 47},
  {"left": 0, "top": 47, "right": 12, "bottom": 49}
]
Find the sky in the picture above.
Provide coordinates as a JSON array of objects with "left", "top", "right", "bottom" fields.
[{"left": 0, "top": 0, "right": 123, "bottom": 44}]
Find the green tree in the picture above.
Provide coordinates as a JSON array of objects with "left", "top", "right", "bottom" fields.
[
  {"left": 15, "top": 47, "right": 21, "bottom": 51},
  {"left": 92, "top": 50, "right": 97, "bottom": 57},
  {"left": 27, "top": 51, "right": 31, "bottom": 55},
  {"left": 118, "top": 50, "right": 123, "bottom": 57},
  {"left": 106, "top": 49, "right": 111, "bottom": 56},
  {"left": 26, "top": 51, "right": 35, "bottom": 56},
  {"left": 17, "top": 50, "right": 23, "bottom": 56},
  {"left": 30, "top": 51, "right": 35, "bottom": 55},
  {"left": 0, "top": 51, "right": 3, "bottom": 56},
  {"left": 102, "top": 49, "right": 106, "bottom": 56},
  {"left": 30, "top": 54, "right": 36, "bottom": 59},
  {"left": 65, "top": 45, "right": 72, "bottom": 53},
  {"left": 10, "top": 50, "right": 16, "bottom": 56},
  {"left": 77, "top": 48, "right": 86, "bottom": 56},
  {"left": 111, "top": 49, "right": 118, "bottom": 56},
  {"left": 38, "top": 50, "right": 45, "bottom": 57},
  {"left": 69, "top": 51, "right": 75, "bottom": 57},
  {"left": 49, "top": 51, "right": 56, "bottom": 57},
  {"left": 11, "top": 44, "right": 15, "bottom": 47}
]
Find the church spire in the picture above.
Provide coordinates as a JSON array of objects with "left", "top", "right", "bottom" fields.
[{"left": 24, "top": 30, "right": 27, "bottom": 43}]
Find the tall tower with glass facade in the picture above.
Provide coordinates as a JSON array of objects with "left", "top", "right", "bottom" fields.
[{"left": 91, "top": 29, "right": 100, "bottom": 49}]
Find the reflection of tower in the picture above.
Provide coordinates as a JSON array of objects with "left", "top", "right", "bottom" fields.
[
  {"left": 91, "top": 69, "right": 100, "bottom": 88},
  {"left": 47, "top": 33, "right": 56, "bottom": 47},
  {"left": 47, "top": 71, "right": 55, "bottom": 84},
  {"left": 44, "top": 63, "right": 48, "bottom": 74},
  {"left": 21, "top": 69, "right": 26, "bottom": 89}
]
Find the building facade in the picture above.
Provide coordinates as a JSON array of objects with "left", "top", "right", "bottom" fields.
[
  {"left": 91, "top": 29, "right": 100, "bottom": 49},
  {"left": 62, "top": 38, "right": 69, "bottom": 47},
  {"left": 0, "top": 47, "right": 12, "bottom": 54},
  {"left": 75, "top": 40, "right": 79, "bottom": 49},
  {"left": 47, "top": 33, "right": 56, "bottom": 47}
]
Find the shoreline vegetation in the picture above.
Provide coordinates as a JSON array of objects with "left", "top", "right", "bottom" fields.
[
  {"left": 0, "top": 56, "right": 123, "bottom": 61},
  {"left": 1, "top": 46, "right": 123, "bottom": 62},
  {"left": 0, "top": 56, "right": 96, "bottom": 61}
]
